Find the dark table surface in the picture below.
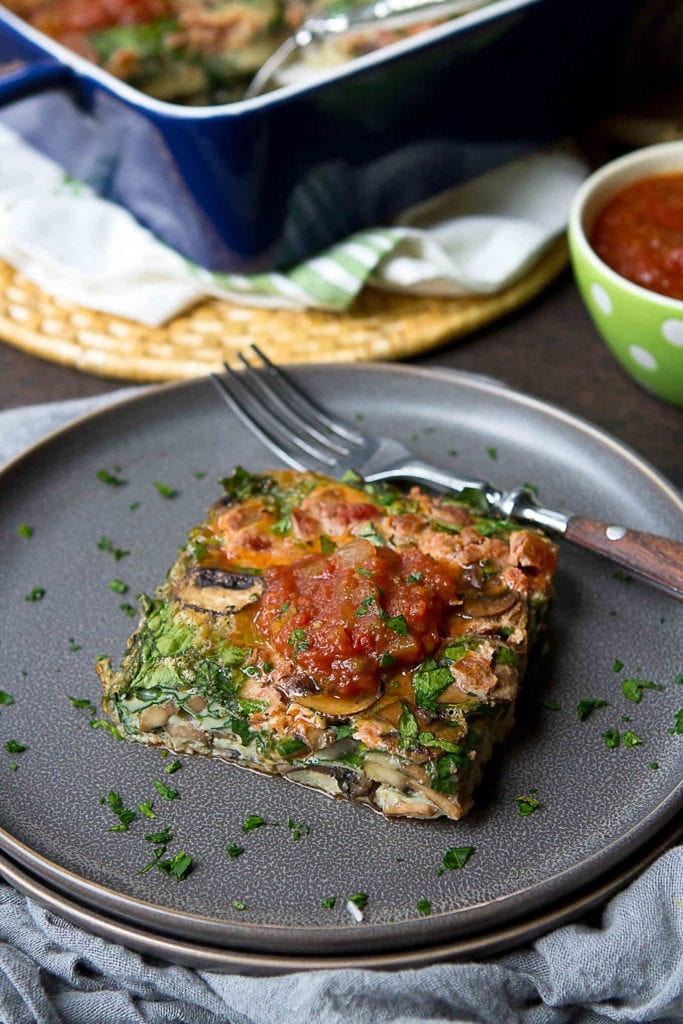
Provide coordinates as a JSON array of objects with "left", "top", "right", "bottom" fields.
[{"left": 0, "top": 265, "right": 680, "bottom": 488}]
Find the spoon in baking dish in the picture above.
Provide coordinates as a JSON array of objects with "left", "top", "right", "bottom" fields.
[
  {"left": 244, "top": 0, "right": 499, "bottom": 98},
  {"left": 211, "top": 346, "right": 683, "bottom": 601}
]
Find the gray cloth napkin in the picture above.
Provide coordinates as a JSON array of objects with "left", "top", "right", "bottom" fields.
[{"left": 1, "top": 395, "right": 681, "bottom": 1024}]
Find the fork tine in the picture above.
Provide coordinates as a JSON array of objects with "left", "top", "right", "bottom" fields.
[
  {"left": 249, "top": 344, "right": 366, "bottom": 445},
  {"left": 236, "top": 351, "right": 351, "bottom": 457},
  {"left": 211, "top": 368, "right": 338, "bottom": 471}
]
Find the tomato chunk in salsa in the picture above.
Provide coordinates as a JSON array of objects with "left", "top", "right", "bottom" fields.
[
  {"left": 590, "top": 172, "right": 683, "bottom": 300},
  {"left": 256, "top": 538, "right": 458, "bottom": 698}
]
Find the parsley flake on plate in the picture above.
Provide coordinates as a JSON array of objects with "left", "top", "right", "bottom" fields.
[
  {"left": 515, "top": 794, "right": 541, "bottom": 816},
  {"left": 622, "top": 678, "right": 664, "bottom": 703},
  {"left": 440, "top": 846, "right": 474, "bottom": 872},
  {"left": 4, "top": 740, "right": 26, "bottom": 754},
  {"left": 153, "top": 481, "right": 178, "bottom": 499},
  {"left": 577, "top": 697, "right": 608, "bottom": 721},
  {"left": 24, "top": 587, "right": 45, "bottom": 602}
]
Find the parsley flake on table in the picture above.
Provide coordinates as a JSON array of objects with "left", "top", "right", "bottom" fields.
[
  {"left": 669, "top": 709, "right": 683, "bottom": 735},
  {"left": 232, "top": 900, "right": 246, "bottom": 911},
  {"left": 24, "top": 586, "right": 45, "bottom": 602},
  {"left": 67, "top": 637, "right": 82, "bottom": 652},
  {"left": 622, "top": 678, "right": 664, "bottom": 703},
  {"left": 17, "top": 523, "right": 33, "bottom": 538},
  {"left": 486, "top": 446, "right": 498, "bottom": 460},
  {"left": 416, "top": 898, "right": 431, "bottom": 916},
  {"left": 348, "top": 893, "right": 368, "bottom": 910},
  {"left": 577, "top": 697, "right": 608, "bottom": 721},
  {"left": 623, "top": 731, "right": 643, "bottom": 747},
  {"left": 226, "top": 843, "right": 245, "bottom": 859},
  {"left": 319, "top": 896, "right": 336, "bottom": 909},
  {"left": 108, "top": 579, "right": 128, "bottom": 594},
  {"left": 612, "top": 659, "right": 624, "bottom": 673},
  {"left": 0, "top": 691, "right": 14, "bottom": 706},
  {"left": 138, "top": 800, "right": 157, "bottom": 819}
]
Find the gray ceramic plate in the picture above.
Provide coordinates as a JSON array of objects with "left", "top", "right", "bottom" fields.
[
  {"left": 1, "top": 813, "right": 680, "bottom": 973},
  {"left": 0, "top": 365, "right": 681, "bottom": 958}
]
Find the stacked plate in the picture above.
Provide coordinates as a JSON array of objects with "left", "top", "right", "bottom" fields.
[{"left": 0, "top": 366, "right": 680, "bottom": 972}]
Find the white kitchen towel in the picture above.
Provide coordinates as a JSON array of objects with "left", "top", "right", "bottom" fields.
[{"left": 0, "top": 124, "right": 587, "bottom": 326}]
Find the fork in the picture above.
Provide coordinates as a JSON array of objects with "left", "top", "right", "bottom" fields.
[{"left": 211, "top": 346, "right": 683, "bottom": 601}]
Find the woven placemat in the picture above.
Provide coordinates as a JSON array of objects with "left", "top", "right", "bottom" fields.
[{"left": 0, "top": 238, "right": 567, "bottom": 381}]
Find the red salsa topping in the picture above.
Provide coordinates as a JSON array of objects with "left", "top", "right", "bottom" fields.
[
  {"left": 590, "top": 172, "right": 683, "bottom": 300},
  {"left": 255, "top": 538, "right": 458, "bottom": 697}
]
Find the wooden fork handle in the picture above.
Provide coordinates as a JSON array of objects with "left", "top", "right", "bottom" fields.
[{"left": 565, "top": 516, "right": 683, "bottom": 600}]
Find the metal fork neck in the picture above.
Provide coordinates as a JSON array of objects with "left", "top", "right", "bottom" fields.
[{"left": 498, "top": 487, "right": 570, "bottom": 534}]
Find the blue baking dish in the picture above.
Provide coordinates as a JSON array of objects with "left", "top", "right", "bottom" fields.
[{"left": 0, "top": 0, "right": 639, "bottom": 274}]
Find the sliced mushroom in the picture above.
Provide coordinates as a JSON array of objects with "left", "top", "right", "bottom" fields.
[
  {"left": 174, "top": 566, "right": 263, "bottom": 614},
  {"left": 459, "top": 589, "right": 519, "bottom": 619},
  {"left": 276, "top": 670, "right": 381, "bottom": 718},
  {"left": 290, "top": 690, "right": 381, "bottom": 719}
]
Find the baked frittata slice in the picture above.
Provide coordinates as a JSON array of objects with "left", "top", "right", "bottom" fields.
[{"left": 97, "top": 468, "right": 557, "bottom": 820}]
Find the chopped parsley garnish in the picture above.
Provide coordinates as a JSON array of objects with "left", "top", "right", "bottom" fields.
[
  {"left": 356, "top": 595, "right": 376, "bottom": 617},
  {"left": 577, "top": 697, "right": 608, "bottom": 721},
  {"left": 416, "top": 899, "right": 431, "bottom": 916},
  {"left": 440, "top": 846, "right": 474, "bottom": 872},
  {"left": 319, "top": 896, "right": 336, "bottom": 909},
  {"left": 288, "top": 628, "right": 308, "bottom": 654},
  {"left": 412, "top": 662, "right": 453, "bottom": 710},
  {"left": 226, "top": 843, "right": 245, "bottom": 859},
  {"left": 398, "top": 704, "right": 420, "bottom": 748},
  {"left": 623, "top": 731, "right": 643, "bottom": 747},
  {"left": 146, "top": 826, "right": 173, "bottom": 845},
  {"left": 102, "top": 790, "right": 136, "bottom": 832},
  {"left": 405, "top": 572, "right": 423, "bottom": 583},
  {"left": 119, "top": 603, "right": 136, "bottom": 617},
  {"left": 108, "top": 579, "right": 128, "bottom": 594},
  {"left": 67, "top": 637, "right": 82, "bottom": 652},
  {"left": 515, "top": 794, "right": 540, "bottom": 816},
  {"left": 153, "top": 779, "right": 180, "bottom": 801},
  {"left": 90, "top": 718, "right": 123, "bottom": 739},
  {"left": 379, "top": 652, "right": 397, "bottom": 669},
  {"left": 17, "top": 523, "right": 33, "bottom": 538},
  {"left": 356, "top": 521, "right": 385, "bottom": 547},
  {"left": 355, "top": 567, "right": 374, "bottom": 579},
  {"left": 68, "top": 695, "right": 96, "bottom": 712},
  {"left": 675, "top": 673, "right": 683, "bottom": 686},
  {"left": 241, "top": 814, "right": 269, "bottom": 833},
  {"left": 138, "top": 800, "right": 157, "bottom": 818},
  {"left": 541, "top": 699, "right": 560, "bottom": 710},
  {"left": 97, "top": 468, "right": 127, "bottom": 486},
  {"left": 153, "top": 481, "right": 178, "bottom": 499},
  {"left": 4, "top": 740, "right": 26, "bottom": 754},
  {"left": 669, "top": 709, "right": 683, "bottom": 735},
  {"left": 232, "top": 900, "right": 246, "bottom": 911},
  {"left": 195, "top": 471, "right": 207, "bottom": 479},
  {"left": 602, "top": 728, "right": 620, "bottom": 749},
  {"left": 287, "top": 818, "right": 310, "bottom": 841},
  {"left": 320, "top": 535, "right": 336, "bottom": 555},
  {"left": 24, "top": 586, "right": 45, "bottom": 602},
  {"left": 165, "top": 760, "right": 182, "bottom": 774},
  {"left": 622, "top": 678, "right": 664, "bottom": 703},
  {"left": 97, "top": 536, "right": 130, "bottom": 561},
  {"left": 270, "top": 514, "right": 291, "bottom": 536},
  {"left": 648, "top": 762, "right": 660, "bottom": 770},
  {"left": 385, "top": 614, "right": 408, "bottom": 636},
  {"left": 348, "top": 893, "right": 368, "bottom": 910},
  {"left": 613, "top": 659, "right": 624, "bottom": 673},
  {"left": 486, "top": 446, "right": 498, "bottom": 460},
  {"left": 0, "top": 691, "right": 14, "bottom": 706}
]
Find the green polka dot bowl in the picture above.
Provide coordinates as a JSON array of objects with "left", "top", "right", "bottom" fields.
[{"left": 568, "top": 140, "right": 683, "bottom": 407}]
